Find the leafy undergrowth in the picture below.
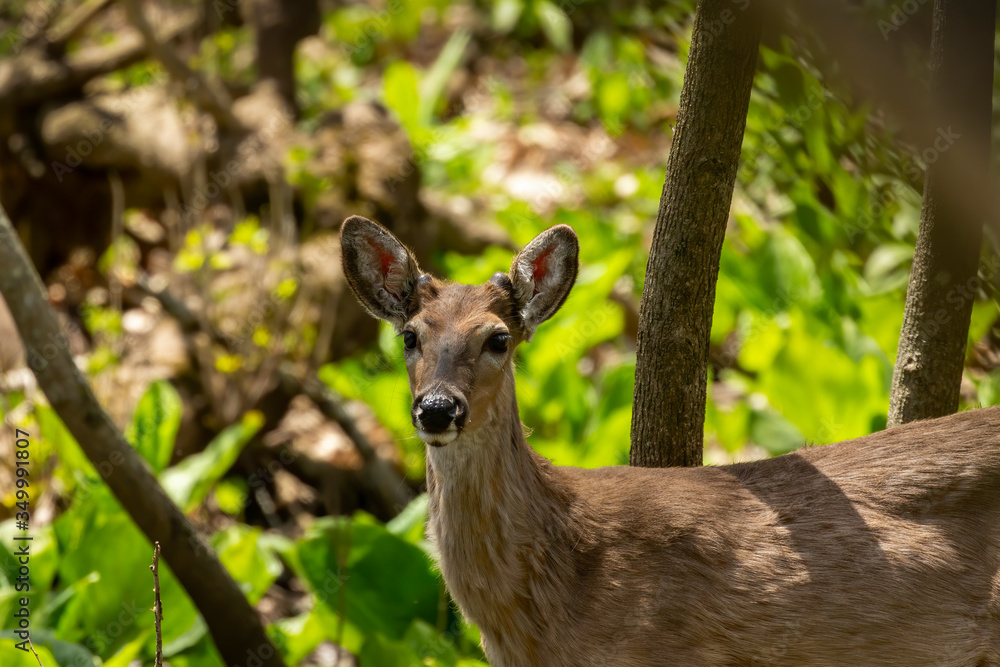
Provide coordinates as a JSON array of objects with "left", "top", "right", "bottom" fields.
[
  {"left": 3, "top": 1, "right": 1000, "bottom": 666},
  {"left": 0, "top": 381, "right": 488, "bottom": 666}
]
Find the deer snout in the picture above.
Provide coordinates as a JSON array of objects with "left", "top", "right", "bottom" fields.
[{"left": 413, "top": 394, "right": 467, "bottom": 443}]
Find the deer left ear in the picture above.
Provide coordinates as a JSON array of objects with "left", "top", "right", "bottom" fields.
[
  {"left": 509, "top": 225, "right": 579, "bottom": 339},
  {"left": 340, "top": 216, "right": 421, "bottom": 329}
]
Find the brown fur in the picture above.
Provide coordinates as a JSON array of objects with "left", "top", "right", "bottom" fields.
[{"left": 342, "top": 218, "right": 1000, "bottom": 666}]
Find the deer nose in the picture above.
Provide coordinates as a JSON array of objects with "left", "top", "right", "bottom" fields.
[{"left": 415, "top": 395, "right": 458, "bottom": 433}]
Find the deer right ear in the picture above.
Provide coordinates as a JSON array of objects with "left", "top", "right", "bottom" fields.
[
  {"left": 509, "top": 224, "right": 579, "bottom": 339},
  {"left": 340, "top": 216, "right": 421, "bottom": 329}
]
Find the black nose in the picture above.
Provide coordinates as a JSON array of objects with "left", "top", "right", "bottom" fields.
[{"left": 416, "top": 395, "right": 457, "bottom": 433}]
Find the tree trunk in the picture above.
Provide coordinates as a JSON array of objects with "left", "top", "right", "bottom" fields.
[
  {"left": 630, "top": 0, "right": 762, "bottom": 468},
  {"left": 249, "top": 0, "right": 320, "bottom": 116},
  {"left": 887, "top": 0, "right": 995, "bottom": 427}
]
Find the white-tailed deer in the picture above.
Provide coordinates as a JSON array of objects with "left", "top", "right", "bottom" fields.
[{"left": 341, "top": 215, "right": 1000, "bottom": 667}]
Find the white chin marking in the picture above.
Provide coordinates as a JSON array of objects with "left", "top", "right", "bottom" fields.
[{"left": 419, "top": 428, "right": 458, "bottom": 446}]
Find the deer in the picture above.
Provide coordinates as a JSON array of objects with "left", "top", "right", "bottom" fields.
[{"left": 340, "top": 214, "right": 1000, "bottom": 667}]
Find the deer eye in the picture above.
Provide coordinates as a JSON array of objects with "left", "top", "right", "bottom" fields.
[
  {"left": 486, "top": 333, "right": 511, "bottom": 354},
  {"left": 403, "top": 330, "right": 417, "bottom": 350}
]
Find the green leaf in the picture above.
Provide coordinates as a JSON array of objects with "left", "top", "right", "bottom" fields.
[
  {"left": 268, "top": 608, "right": 331, "bottom": 666},
  {"left": 383, "top": 61, "right": 421, "bottom": 136},
  {"left": 418, "top": 29, "right": 471, "bottom": 127},
  {"left": 0, "top": 640, "right": 59, "bottom": 667},
  {"left": 596, "top": 73, "right": 631, "bottom": 127},
  {"left": 159, "top": 411, "right": 264, "bottom": 513},
  {"left": 211, "top": 525, "right": 282, "bottom": 604},
  {"left": 749, "top": 408, "right": 806, "bottom": 455},
  {"left": 297, "top": 514, "right": 441, "bottom": 639},
  {"left": 101, "top": 630, "right": 149, "bottom": 667},
  {"left": 8, "top": 629, "right": 99, "bottom": 667},
  {"left": 127, "top": 380, "right": 182, "bottom": 474},
  {"left": 386, "top": 494, "right": 429, "bottom": 544},
  {"left": 359, "top": 633, "right": 424, "bottom": 666},
  {"left": 536, "top": 0, "right": 572, "bottom": 52},
  {"left": 492, "top": 0, "right": 524, "bottom": 33},
  {"left": 863, "top": 243, "right": 913, "bottom": 295},
  {"left": 404, "top": 618, "right": 460, "bottom": 665},
  {"left": 36, "top": 406, "right": 95, "bottom": 480}
]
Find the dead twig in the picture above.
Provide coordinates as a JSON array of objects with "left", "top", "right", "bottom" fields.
[
  {"left": 150, "top": 541, "right": 164, "bottom": 667},
  {"left": 27, "top": 638, "right": 44, "bottom": 666}
]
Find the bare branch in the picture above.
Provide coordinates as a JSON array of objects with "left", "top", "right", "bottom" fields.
[
  {"left": 150, "top": 541, "right": 164, "bottom": 667},
  {"left": 0, "top": 9, "right": 199, "bottom": 108},
  {"left": 46, "top": 0, "right": 114, "bottom": 49},
  {"left": 27, "top": 638, "right": 44, "bottom": 667}
]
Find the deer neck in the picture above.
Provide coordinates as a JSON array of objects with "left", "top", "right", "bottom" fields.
[{"left": 424, "top": 371, "right": 578, "bottom": 659}]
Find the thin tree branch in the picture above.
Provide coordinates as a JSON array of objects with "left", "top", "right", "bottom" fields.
[
  {"left": 0, "top": 205, "right": 286, "bottom": 667},
  {"left": 27, "top": 638, "right": 44, "bottom": 666},
  {"left": 46, "top": 0, "right": 114, "bottom": 49},
  {"left": 150, "top": 541, "right": 163, "bottom": 667},
  {"left": 0, "top": 9, "right": 199, "bottom": 108}
]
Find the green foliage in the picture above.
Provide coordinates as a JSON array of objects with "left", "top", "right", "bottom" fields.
[
  {"left": 6, "top": 2, "right": 1000, "bottom": 666},
  {"left": 3, "top": 390, "right": 487, "bottom": 665}
]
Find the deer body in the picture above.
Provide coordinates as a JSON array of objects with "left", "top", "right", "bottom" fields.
[{"left": 341, "top": 216, "right": 1000, "bottom": 666}]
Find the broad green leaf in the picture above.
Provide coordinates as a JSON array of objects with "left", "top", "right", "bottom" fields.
[
  {"left": 359, "top": 632, "right": 424, "bottom": 667},
  {"left": 36, "top": 407, "right": 94, "bottom": 480},
  {"left": 383, "top": 61, "right": 421, "bottom": 136},
  {"left": 127, "top": 380, "right": 182, "bottom": 474},
  {"left": 160, "top": 411, "right": 263, "bottom": 513},
  {"left": 404, "top": 618, "right": 461, "bottom": 665},
  {"left": 418, "top": 30, "right": 471, "bottom": 127},
  {"left": 536, "top": 0, "right": 572, "bottom": 52},
  {"left": 103, "top": 630, "right": 150, "bottom": 667},
  {"left": 386, "top": 494, "right": 429, "bottom": 545},
  {"left": 162, "top": 632, "right": 224, "bottom": 667},
  {"left": 297, "top": 514, "right": 441, "bottom": 639},
  {"left": 862, "top": 244, "right": 913, "bottom": 295},
  {"left": 0, "top": 639, "right": 58, "bottom": 667},
  {"left": 11, "top": 628, "right": 99, "bottom": 667},
  {"left": 268, "top": 608, "right": 331, "bottom": 666},
  {"left": 492, "top": 0, "right": 524, "bottom": 33},
  {"left": 211, "top": 525, "right": 282, "bottom": 604},
  {"left": 53, "top": 485, "right": 203, "bottom": 656}
]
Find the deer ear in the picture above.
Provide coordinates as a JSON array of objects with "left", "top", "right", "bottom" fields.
[
  {"left": 340, "top": 216, "right": 421, "bottom": 328},
  {"left": 509, "top": 224, "right": 579, "bottom": 338}
]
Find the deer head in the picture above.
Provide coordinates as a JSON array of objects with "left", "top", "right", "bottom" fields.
[{"left": 340, "top": 215, "right": 578, "bottom": 446}]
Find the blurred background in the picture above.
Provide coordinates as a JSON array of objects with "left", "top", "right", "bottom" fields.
[{"left": 0, "top": 0, "right": 999, "bottom": 665}]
